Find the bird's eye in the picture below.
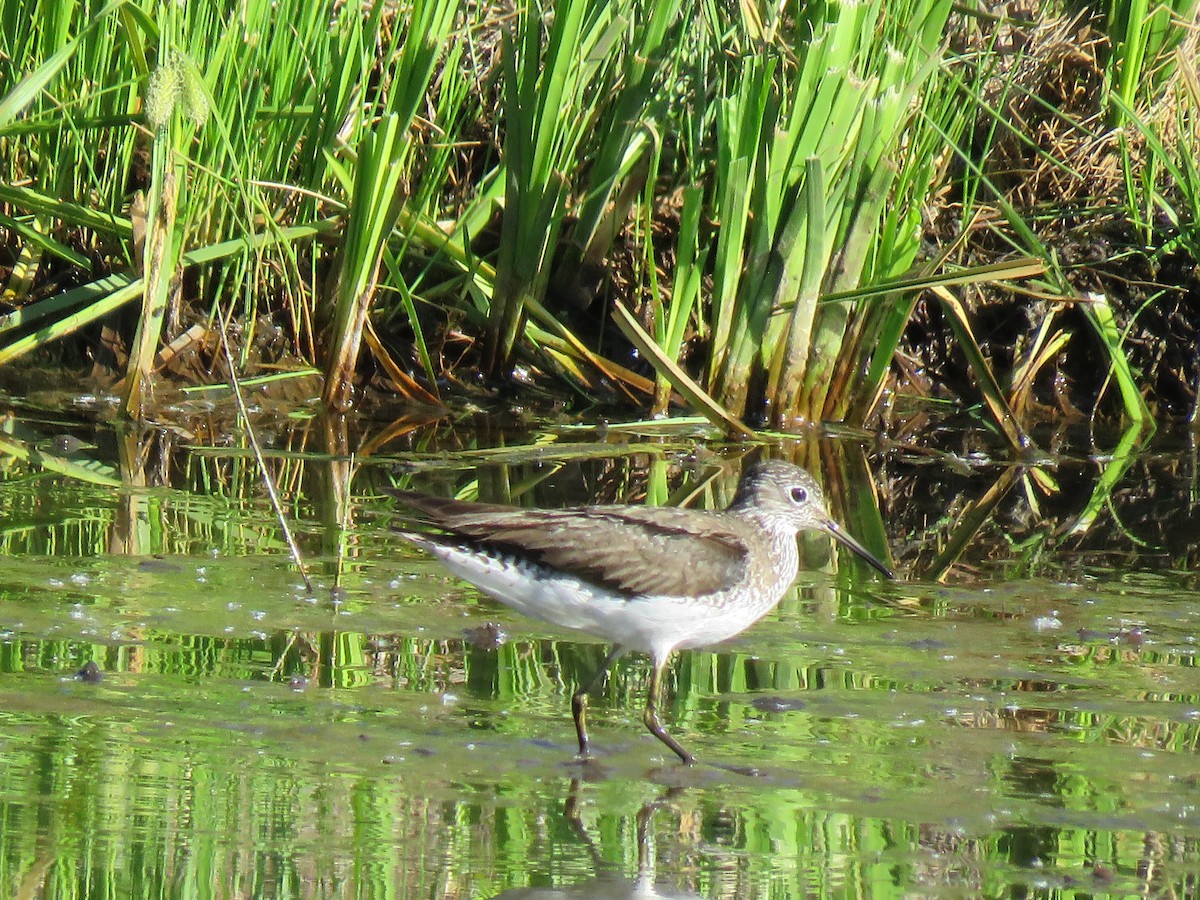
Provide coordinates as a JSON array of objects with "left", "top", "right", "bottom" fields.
[{"left": 790, "top": 486, "right": 808, "bottom": 503}]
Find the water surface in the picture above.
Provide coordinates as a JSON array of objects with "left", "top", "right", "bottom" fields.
[{"left": 1, "top": 412, "right": 1198, "bottom": 898}]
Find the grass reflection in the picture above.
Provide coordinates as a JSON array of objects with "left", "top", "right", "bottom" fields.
[
  {"left": 2, "top": 431, "right": 1200, "bottom": 895},
  {"left": 3, "top": 567, "right": 1200, "bottom": 898}
]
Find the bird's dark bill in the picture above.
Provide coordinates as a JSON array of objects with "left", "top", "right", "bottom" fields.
[{"left": 823, "top": 520, "right": 895, "bottom": 579}]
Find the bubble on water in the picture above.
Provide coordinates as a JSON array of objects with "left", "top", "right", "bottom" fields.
[{"left": 1032, "top": 615, "right": 1062, "bottom": 631}]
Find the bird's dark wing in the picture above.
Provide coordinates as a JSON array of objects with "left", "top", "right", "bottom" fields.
[{"left": 388, "top": 490, "right": 749, "bottom": 598}]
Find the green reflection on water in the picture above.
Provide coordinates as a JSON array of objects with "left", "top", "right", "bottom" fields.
[
  {"left": 1, "top": 550, "right": 1199, "bottom": 898},
  {"left": 0, "top": 431, "right": 1199, "bottom": 898}
]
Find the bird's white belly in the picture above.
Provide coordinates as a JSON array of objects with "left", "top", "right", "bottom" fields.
[{"left": 428, "top": 544, "right": 779, "bottom": 660}]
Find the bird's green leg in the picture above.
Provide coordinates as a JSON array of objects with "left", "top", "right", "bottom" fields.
[
  {"left": 572, "top": 645, "right": 625, "bottom": 758},
  {"left": 643, "top": 655, "right": 695, "bottom": 765}
]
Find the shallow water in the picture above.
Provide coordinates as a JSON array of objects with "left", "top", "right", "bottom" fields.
[{"left": 1, "top": 413, "right": 1199, "bottom": 898}]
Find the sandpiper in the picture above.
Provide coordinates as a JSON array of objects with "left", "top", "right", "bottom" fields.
[{"left": 391, "top": 460, "right": 893, "bottom": 764}]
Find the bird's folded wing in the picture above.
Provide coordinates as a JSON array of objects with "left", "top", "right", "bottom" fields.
[{"left": 390, "top": 491, "right": 748, "bottom": 598}]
